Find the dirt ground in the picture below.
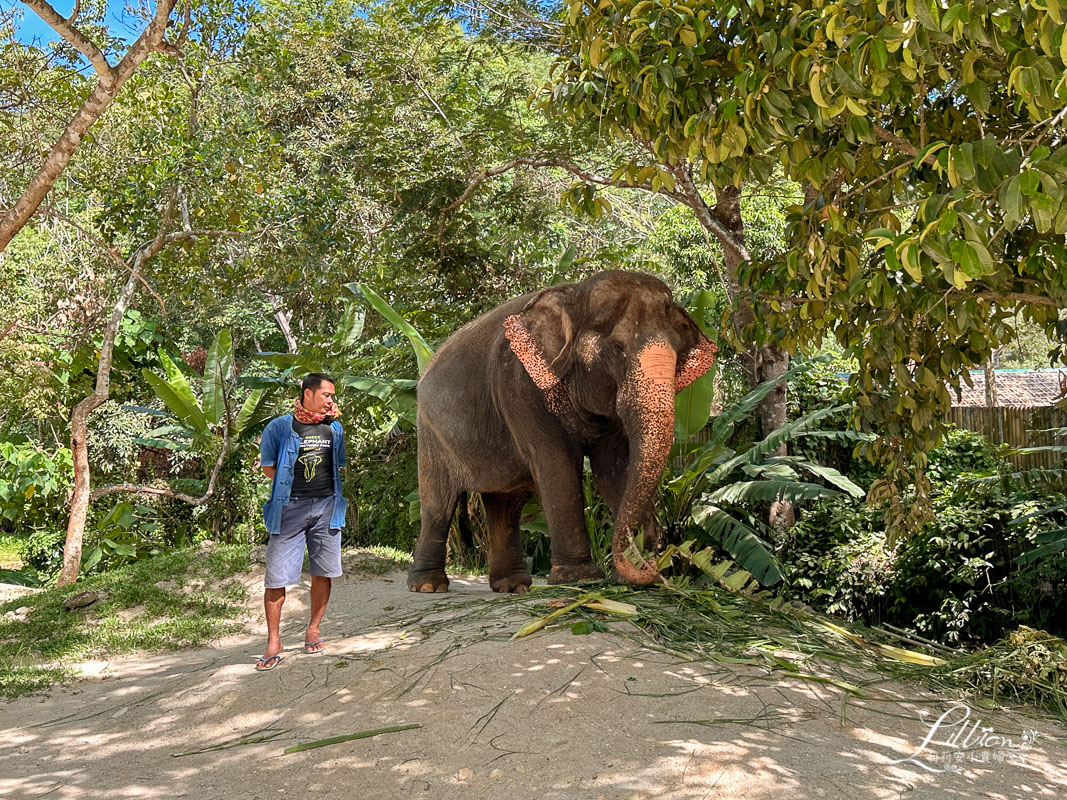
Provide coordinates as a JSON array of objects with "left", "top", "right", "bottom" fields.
[{"left": 2, "top": 565, "right": 1066, "bottom": 800}]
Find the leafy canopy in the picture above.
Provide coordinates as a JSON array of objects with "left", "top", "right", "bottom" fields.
[{"left": 541, "top": 0, "right": 1067, "bottom": 516}]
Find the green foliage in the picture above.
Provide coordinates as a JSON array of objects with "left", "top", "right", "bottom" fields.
[
  {"left": 344, "top": 433, "right": 419, "bottom": 552},
  {"left": 663, "top": 362, "right": 866, "bottom": 585},
  {"left": 543, "top": 0, "right": 1067, "bottom": 520},
  {"left": 140, "top": 329, "right": 273, "bottom": 448},
  {"left": 783, "top": 429, "right": 1067, "bottom": 645},
  {"left": 80, "top": 502, "right": 166, "bottom": 576},
  {"left": 0, "top": 442, "right": 73, "bottom": 532},
  {"left": 19, "top": 527, "right": 67, "bottom": 576},
  {"left": 346, "top": 283, "right": 435, "bottom": 375},
  {"left": 135, "top": 329, "right": 275, "bottom": 543}
]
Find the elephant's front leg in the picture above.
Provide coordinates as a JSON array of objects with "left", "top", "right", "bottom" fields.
[
  {"left": 531, "top": 450, "right": 604, "bottom": 584},
  {"left": 482, "top": 491, "right": 533, "bottom": 593},
  {"left": 589, "top": 430, "right": 664, "bottom": 550}
]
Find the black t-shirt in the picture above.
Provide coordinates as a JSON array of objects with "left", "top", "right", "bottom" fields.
[{"left": 290, "top": 421, "right": 334, "bottom": 497}]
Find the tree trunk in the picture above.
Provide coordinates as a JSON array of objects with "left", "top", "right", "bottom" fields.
[
  {"left": 269, "top": 296, "right": 298, "bottom": 353},
  {"left": 58, "top": 267, "right": 142, "bottom": 585},
  {"left": 57, "top": 192, "right": 181, "bottom": 586},
  {"left": 710, "top": 185, "right": 794, "bottom": 530},
  {"left": 984, "top": 355, "right": 998, "bottom": 408}
]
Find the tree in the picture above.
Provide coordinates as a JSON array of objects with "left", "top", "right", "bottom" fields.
[
  {"left": 57, "top": 191, "right": 263, "bottom": 585},
  {"left": 0, "top": 0, "right": 181, "bottom": 252},
  {"left": 539, "top": 0, "right": 1067, "bottom": 528}
]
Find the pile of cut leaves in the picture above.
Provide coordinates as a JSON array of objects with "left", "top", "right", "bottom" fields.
[{"left": 508, "top": 555, "right": 1067, "bottom": 723}]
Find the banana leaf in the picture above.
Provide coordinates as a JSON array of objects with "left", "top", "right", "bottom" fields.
[
  {"left": 1016, "top": 528, "right": 1067, "bottom": 565},
  {"left": 234, "top": 388, "right": 275, "bottom": 437},
  {"left": 333, "top": 305, "right": 366, "bottom": 349},
  {"left": 143, "top": 360, "right": 209, "bottom": 436},
  {"left": 203, "top": 329, "right": 233, "bottom": 425},
  {"left": 705, "top": 479, "right": 844, "bottom": 505},
  {"left": 346, "top": 282, "right": 434, "bottom": 374},
  {"left": 692, "top": 504, "right": 782, "bottom": 585}
]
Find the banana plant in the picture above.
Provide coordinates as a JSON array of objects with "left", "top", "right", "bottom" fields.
[
  {"left": 133, "top": 329, "right": 276, "bottom": 453},
  {"left": 662, "top": 360, "right": 870, "bottom": 586},
  {"left": 674, "top": 288, "right": 720, "bottom": 441},
  {"left": 252, "top": 284, "right": 431, "bottom": 431}
]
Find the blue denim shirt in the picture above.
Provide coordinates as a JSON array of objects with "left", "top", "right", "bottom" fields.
[{"left": 260, "top": 414, "right": 348, "bottom": 534}]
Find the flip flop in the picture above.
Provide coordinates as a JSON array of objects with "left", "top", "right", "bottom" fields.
[
  {"left": 304, "top": 639, "right": 325, "bottom": 655},
  {"left": 255, "top": 654, "right": 284, "bottom": 671}
]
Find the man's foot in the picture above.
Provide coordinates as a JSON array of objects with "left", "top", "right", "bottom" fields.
[
  {"left": 255, "top": 654, "right": 284, "bottom": 671},
  {"left": 304, "top": 638, "right": 325, "bottom": 654}
]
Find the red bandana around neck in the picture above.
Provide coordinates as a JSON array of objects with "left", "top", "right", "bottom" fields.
[{"left": 293, "top": 397, "right": 340, "bottom": 424}]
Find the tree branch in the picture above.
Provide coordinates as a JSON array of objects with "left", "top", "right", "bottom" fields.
[
  {"left": 21, "top": 0, "right": 117, "bottom": 86},
  {"left": 977, "top": 291, "right": 1058, "bottom": 307},
  {"left": 43, "top": 209, "right": 166, "bottom": 311},
  {"left": 0, "top": 0, "right": 177, "bottom": 254},
  {"left": 90, "top": 423, "right": 230, "bottom": 504},
  {"left": 873, "top": 124, "right": 918, "bottom": 157},
  {"left": 759, "top": 290, "right": 1059, "bottom": 308},
  {"left": 438, "top": 156, "right": 688, "bottom": 241},
  {"left": 670, "top": 162, "right": 748, "bottom": 261}
]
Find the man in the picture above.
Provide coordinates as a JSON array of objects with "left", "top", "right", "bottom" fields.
[{"left": 256, "top": 373, "right": 348, "bottom": 671}]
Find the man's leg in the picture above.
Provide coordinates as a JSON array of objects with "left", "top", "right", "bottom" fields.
[
  {"left": 305, "top": 575, "right": 331, "bottom": 652},
  {"left": 305, "top": 497, "right": 343, "bottom": 653},
  {"left": 260, "top": 499, "right": 313, "bottom": 667},
  {"left": 263, "top": 587, "right": 286, "bottom": 660}
]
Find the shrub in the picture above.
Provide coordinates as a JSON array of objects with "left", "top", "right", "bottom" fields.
[
  {"left": 783, "top": 485, "right": 1067, "bottom": 646},
  {"left": 345, "top": 432, "right": 419, "bottom": 552},
  {"left": 0, "top": 441, "right": 72, "bottom": 533}
]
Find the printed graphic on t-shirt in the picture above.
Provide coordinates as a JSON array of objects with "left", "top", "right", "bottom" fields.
[
  {"left": 298, "top": 435, "right": 330, "bottom": 481},
  {"left": 290, "top": 421, "right": 334, "bottom": 497}
]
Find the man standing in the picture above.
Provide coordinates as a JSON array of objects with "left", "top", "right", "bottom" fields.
[{"left": 256, "top": 373, "right": 348, "bottom": 671}]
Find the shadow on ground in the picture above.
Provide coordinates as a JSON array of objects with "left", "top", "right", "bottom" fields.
[{"left": 2, "top": 569, "right": 1065, "bottom": 800}]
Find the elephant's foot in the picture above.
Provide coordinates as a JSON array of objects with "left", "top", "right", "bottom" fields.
[
  {"left": 407, "top": 569, "right": 450, "bottom": 593},
  {"left": 489, "top": 571, "right": 532, "bottom": 594},
  {"left": 547, "top": 562, "right": 605, "bottom": 585}
]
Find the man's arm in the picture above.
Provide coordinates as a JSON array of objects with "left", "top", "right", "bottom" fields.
[{"left": 260, "top": 420, "right": 280, "bottom": 481}]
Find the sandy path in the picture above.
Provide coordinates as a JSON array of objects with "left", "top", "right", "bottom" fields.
[{"left": 1, "top": 567, "right": 1066, "bottom": 799}]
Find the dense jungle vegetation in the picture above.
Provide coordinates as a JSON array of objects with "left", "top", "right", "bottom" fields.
[{"left": 2, "top": 0, "right": 1067, "bottom": 662}]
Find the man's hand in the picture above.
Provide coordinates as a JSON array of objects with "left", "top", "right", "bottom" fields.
[{"left": 262, "top": 465, "right": 276, "bottom": 479}]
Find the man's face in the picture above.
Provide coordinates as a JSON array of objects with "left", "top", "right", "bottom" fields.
[{"left": 303, "top": 381, "right": 336, "bottom": 413}]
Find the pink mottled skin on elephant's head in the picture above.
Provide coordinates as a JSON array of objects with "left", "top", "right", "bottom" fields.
[
  {"left": 675, "top": 338, "right": 717, "bottom": 392},
  {"left": 503, "top": 314, "right": 558, "bottom": 392}
]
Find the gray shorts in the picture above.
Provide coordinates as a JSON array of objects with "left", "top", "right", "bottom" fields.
[{"left": 265, "top": 496, "right": 342, "bottom": 589}]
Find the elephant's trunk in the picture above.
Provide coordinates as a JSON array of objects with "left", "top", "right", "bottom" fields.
[{"left": 612, "top": 336, "right": 677, "bottom": 585}]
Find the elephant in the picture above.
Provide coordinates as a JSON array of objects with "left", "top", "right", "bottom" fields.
[{"left": 407, "top": 269, "right": 717, "bottom": 593}]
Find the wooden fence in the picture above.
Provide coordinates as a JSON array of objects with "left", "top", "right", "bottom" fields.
[{"left": 946, "top": 406, "right": 1067, "bottom": 469}]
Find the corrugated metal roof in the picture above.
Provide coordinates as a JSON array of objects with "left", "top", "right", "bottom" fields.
[{"left": 951, "top": 369, "right": 1067, "bottom": 408}]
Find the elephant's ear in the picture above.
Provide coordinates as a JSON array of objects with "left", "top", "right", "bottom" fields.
[
  {"left": 503, "top": 286, "right": 578, "bottom": 392},
  {"left": 672, "top": 307, "right": 718, "bottom": 392}
]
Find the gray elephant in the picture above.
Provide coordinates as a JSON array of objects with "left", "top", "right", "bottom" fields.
[{"left": 408, "top": 270, "right": 717, "bottom": 593}]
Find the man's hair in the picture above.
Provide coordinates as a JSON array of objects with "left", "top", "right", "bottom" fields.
[{"left": 301, "top": 373, "right": 335, "bottom": 397}]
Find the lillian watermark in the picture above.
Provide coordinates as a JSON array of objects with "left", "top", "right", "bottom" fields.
[{"left": 890, "top": 705, "right": 1039, "bottom": 774}]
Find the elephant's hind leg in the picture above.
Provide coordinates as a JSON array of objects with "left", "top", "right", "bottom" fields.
[
  {"left": 484, "top": 491, "right": 532, "bottom": 593},
  {"left": 408, "top": 436, "right": 458, "bottom": 593}
]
